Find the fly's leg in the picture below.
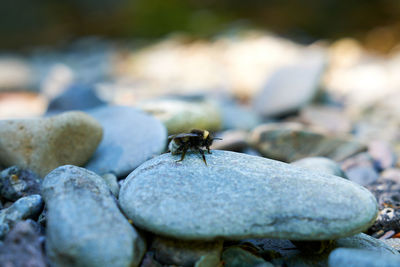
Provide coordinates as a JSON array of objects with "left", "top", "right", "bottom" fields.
[
  {"left": 176, "top": 146, "right": 188, "bottom": 162},
  {"left": 198, "top": 149, "right": 207, "bottom": 166},
  {"left": 206, "top": 145, "right": 212, "bottom": 154}
]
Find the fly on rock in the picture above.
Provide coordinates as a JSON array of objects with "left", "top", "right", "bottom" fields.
[{"left": 167, "top": 129, "right": 221, "bottom": 165}]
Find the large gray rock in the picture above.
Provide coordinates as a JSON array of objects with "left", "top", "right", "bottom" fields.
[
  {"left": 0, "top": 111, "right": 103, "bottom": 177},
  {"left": 85, "top": 106, "right": 167, "bottom": 177},
  {"left": 42, "top": 165, "right": 146, "bottom": 267},
  {"left": 0, "top": 195, "right": 43, "bottom": 239},
  {"left": 250, "top": 123, "right": 366, "bottom": 162},
  {"left": 253, "top": 51, "right": 326, "bottom": 117},
  {"left": 328, "top": 248, "right": 400, "bottom": 267},
  {"left": 119, "top": 151, "right": 378, "bottom": 241}
]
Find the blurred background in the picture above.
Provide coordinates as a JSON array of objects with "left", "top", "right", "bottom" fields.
[{"left": 2, "top": 0, "right": 400, "bottom": 150}]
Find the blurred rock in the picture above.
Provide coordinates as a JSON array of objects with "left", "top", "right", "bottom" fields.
[
  {"left": 0, "top": 57, "right": 33, "bottom": 91},
  {"left": 299, "top": 105, "right": 352, "bottom": 134},
  {"left": 0, "top": 220, "right": 46, "bottom": 267},
  {"left": 85, "top": 106, "right": 167, "bottom": 177},
  {"left": 291, "top": 157, "right": 347, "bottom": 178},
  {"left": 47, "top": 83, "right": 106, "bottom": 113},
  {"left": 0, "top": 166, "right": 41, "bottom": 202},
  {"left": 0, "top": 111, "right": 103, "bottom": 177},
  {"left": 139, "top": 96, "right": 222, "bottom": 134},
  {"left": 368, "top": 140, "right": 397, "bottom": 170},
  {"left": 0, "top": 92, "right": 47, "bottom": 119},
  {"left": 250, "top": 123, "right": 366, "bottom": 162},
  {"left": 219, "top": 101, "right": 262, "bottom": 130},
  {"left": 342, "top": 153, "right": 379, "bottom": 186},
  {"left": 151, "top": 236, "right": 222, "bottom": 267},
  {"left": 210, "top": 130, "right": 248, "bottom": 152},
  {"left": 253, "top": 50, "right": 326, "bottom": 117},
  {"left": 0, "top": 195, "right": 43, "bottom": 239}
]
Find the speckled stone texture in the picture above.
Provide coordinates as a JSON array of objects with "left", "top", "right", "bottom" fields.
[
  {"left": 119, "top": 150, "right": 378, "bottom": 241},
  {"left": 85, "top": 106, "right": 167, "bottom": 177},
  {"left": 328, "top": 248, "right": 400, "bottom": 267},
  {"left": 43, "top": 165, "right": 146, "bottom": 267},
  {"left": 0, "top": 111, "right": 103, "bottom": 177}
]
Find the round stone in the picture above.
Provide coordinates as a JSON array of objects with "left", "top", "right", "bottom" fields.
[
  {"left": 0, "top": 111, "right": 102, "bottom": 177},
  {"left": 119, "top": 150, "right": 378, "bottom": 241}
]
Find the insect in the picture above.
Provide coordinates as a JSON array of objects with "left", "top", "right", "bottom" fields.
[{"left": 168, "top": 129, "right": 221, "bottom": 165}]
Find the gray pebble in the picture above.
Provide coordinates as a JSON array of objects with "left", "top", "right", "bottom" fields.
[
  {"left": 42, "top": 165, "right": 146, "bottom": 267},
  {"left": 0, "top": 195, "right": 43, "bottom": 239}
]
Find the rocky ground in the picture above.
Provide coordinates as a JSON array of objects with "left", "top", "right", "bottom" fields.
[{"left": 1, "top": 31, "right": 400, "bottom": 266}]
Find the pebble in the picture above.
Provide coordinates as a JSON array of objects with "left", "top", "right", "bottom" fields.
[
  {"left": 210, "top": 130, "right": 249, "bottom": 152},
  {"left": 368, "top": 140, "right": 397, "bottom": 170},
  {"left": 342, "top": 153, "right": 379, "bottom": 186},
  {"left": 219, "top": 100, "right": 262, "bottom": 130},
  {"left": 0, "top": 195, "right": 43, "bottom": 239},
  {"left": 299, "top": 105, "right": 352, "bottom": 134},
  {"left": 119, "top": 150, "right": 378, "bottom": 241},
  {"left": 222, "top": 246, "right": 274, "bottom": 267},
  {"left": 328, "top": 248, "right": 400, "bottom": 267},
  {"left": 0, "top": 166, "right": 41, "bottom": 201},
  {"left": 0, "top": 111, "right": 103, "bottom": 177},
  {"left": 85, "top": 106, "right": 167, "bottom": 177},
  {"left": 101, "top": 173, "right": 119, "bottom": 197},
  {"left": 138, "top": 96, "right": 222, "bottom": 134},
  {"left": 291, "top": 157, "right": 347, "bottom": 178},
  {"left": 42, "top": 165, "right": 146, "bottom": 267},
  {"left": 47, "top": 83, "right": 106, "bottom": 113},
  {"left": 250, "top": 122, "right": 366, "bottom": 162},
  {"left": 253, "top": 51, "right": 326, "bottom": 117},
  {"left": 0, "top": 220, "right": 46, "bottom": 267},
  {"left": 151, "top": 236, "right": 222, "bottom": 267}
]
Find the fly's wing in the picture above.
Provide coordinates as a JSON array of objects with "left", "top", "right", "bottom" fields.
[
  {"left": 168, "top": 133, "right": 199, "bottom": 145},
  {"left": 170, "top": 133, "right": 198, "bottom": 139}
]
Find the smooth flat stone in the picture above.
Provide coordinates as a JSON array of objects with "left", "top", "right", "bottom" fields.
[
  {"left": 119, "top": 151, "right": 378, "bottom": 241},
  {"left": 0, "top": 111, "right": 103, "bottom": 177},
  {"left": 43, "top": 165, "right": 146, "bottom": 267},
  {"left": 85, "top": 106, "right": 167, "bottom": 177},
  {"left": 253, "top": 51, "right": 326, "bottom": 117}
]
